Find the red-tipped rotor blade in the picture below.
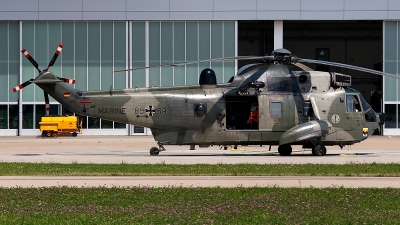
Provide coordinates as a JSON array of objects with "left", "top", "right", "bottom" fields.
[
  {"left": 46, "top": 44, "right": 63, "bottom": 71},
  {"left": 21, "top": 49, "right": 41, "bottom": 72},
  {"left": 13, "top": 79, "right": 33, "bottom": 92},
  {"left": 44, "top": 92, "right": 50, "bottom": 116},
  {"left": 57, "top": 77, "right": 76, "bottom": 84}
]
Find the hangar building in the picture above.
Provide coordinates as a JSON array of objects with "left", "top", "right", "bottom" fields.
[{"left": 0, "top": 0, "right": 400, "bottom": 136}]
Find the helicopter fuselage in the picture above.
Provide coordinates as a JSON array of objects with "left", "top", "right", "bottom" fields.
[{"left": 38, "top": 62, "right": 380, "bottom": 150}]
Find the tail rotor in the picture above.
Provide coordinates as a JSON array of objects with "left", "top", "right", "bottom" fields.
[{"left": 14, "top": 44, "right": 76, "bottom": 115}]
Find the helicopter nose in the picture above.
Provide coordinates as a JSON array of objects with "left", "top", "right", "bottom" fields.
[{"left": 365, "top": 110, "right": 383, "bottom": 136}]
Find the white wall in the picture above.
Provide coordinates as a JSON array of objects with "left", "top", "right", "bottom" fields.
[{"left": 1, "top": 0, "right": 400, "bottom": 21}]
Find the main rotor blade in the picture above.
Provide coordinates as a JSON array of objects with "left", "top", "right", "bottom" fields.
[
  {"left": 297, "top": 58, "right": 399, "bottom": 79},
  {"left": 114, "top": 55, "right": 272, "bottom": 73},
  {"left": 292, "top": 62, "right": 314, "bottom": 71}
]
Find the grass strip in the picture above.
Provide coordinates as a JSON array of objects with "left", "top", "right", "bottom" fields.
[
  {"left": 0, "top": 186, "right": 399, "bottom": 224},
  {"left": 0, "top": 162, "right": 399, "bottom": 176}
]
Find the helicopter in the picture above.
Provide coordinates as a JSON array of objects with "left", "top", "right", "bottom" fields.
[{"left": 14, "top": 45, "right": 395, "bottom": 156}]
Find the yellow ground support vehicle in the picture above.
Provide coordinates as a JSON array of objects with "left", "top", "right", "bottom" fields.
[{"left": 39, "top": 115, "right": 82, "bottom": 137}]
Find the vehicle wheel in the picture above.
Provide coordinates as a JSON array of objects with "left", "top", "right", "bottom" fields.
[
  {"left": 278, "top": 145, "right": 292, "bottom": 156},
  {"left": 223, "top": 146, "right": 227, "bottom": 150},
  {"left": 53, "top": 132, "right": 58, "bottom": 137},
  {"left": 46, "top": 132, "right": 52, "bottom": 137},
  {"left": 312, "top": 145, "right": 326, "bottom": 156},
  {"left": 150, "top": 147, "right": 159, "bottom": 156},
  {"left": 41, "top": 132, "right": 46, "bottom": 137},
  {"left": 72, "top": 132, "right": 77, "bottom": 137}
]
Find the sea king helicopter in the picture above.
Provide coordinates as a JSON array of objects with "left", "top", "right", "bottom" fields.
[{"left": 14, "top": 44, "right": 395, "bottom": 156}]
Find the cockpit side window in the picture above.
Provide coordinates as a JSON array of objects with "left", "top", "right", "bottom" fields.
[{"left": 346, "top": 95, "right": 362, "bottom": 112}]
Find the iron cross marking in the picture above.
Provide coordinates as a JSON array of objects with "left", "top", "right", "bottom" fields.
[{"left": 146, "top": 105, "right": 156, "bottom": 116}]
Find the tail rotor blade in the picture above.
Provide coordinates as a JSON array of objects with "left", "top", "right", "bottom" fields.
[
  {"left": 46, "top": 44, "right": 63, "bottom": 71},
  {"left": 57, "top": 77, "right": 76, "bottom": 84},
  {"left": 13, "top": 79, "right": 34, "bottom": 92},
  {"left": 44, "top": 92, "right": 50, "bottom": 116},
  {"left": 21, "top": 49, "right": 41, "bottom": 72}
]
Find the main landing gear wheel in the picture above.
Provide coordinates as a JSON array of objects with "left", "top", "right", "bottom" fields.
[
  {"left": 150, "top": 147, "right": 159, "bottom": 156},
  {"left": 278, "top": 145, "right": 292, "bottom": 156},
  {"left": 312, "top": 145, "right": 327, "bottom": 156}
]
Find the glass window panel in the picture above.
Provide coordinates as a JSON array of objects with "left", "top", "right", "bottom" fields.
[
  {"left": 62, "top": 22, "right": 76, "bottom": 90},
  {"left": 211, "top": 22, "right": 223, "bottom": 84},
  {"left": 186, "top": 22, "right": 198, "bottom": 85},
  {"left": 385, "top": 22, "right": 397, "bottom": 61},
  {"left": 35, "top": 105, "right": 45, "bottom": 129},
  {"left": 88, "top": 22, "right": 100, "bottom": 91},
  {"left": 186, "top": 22, "right": 198, "bottom": 62},
  {"left": 149, "top": 22, "right": 160, "bottom": 87},
  {"left": 34, "top": 22, "right": 48, "bottom": 104},
  {"left": 22, "top": 22, "right": 35, "bottom": 102},
  {"left": 385, "top": 104, "right": 396, "bottom": 128},
  {"left": 224, "top": 61, "right": 235, "bottom": 83},
  {"left": 224, "top": 22, "right": 236, "bottom": 83},
  {"left": 384, "top": 62, "right": 397, "bottom": 101},
  {"left": 114, "top": 122, "right": 126, "bottom": 129},
  {"left": 0, "top": 23, "right": 8, "bottom": 102},
  {"left": 75, "top": 22, "right": 88, "bottom": 92},
  {"left": 9, "top": 22, "right": 19, "bottom": 103},
  {"left": 161, "top": 22, "right": 173, "bottom": 87},
  {"left": 114, "top": 22, "right": 126, "bottom": 89},
  {"left": 132, "top": 22, "right": 146, "bottom": 88},
  {"left": 199, "top": 22, "right": 210, "bottom": 76},
  {"left": 48, "top": 22, "right": 62, "bottom": 103},
  {"left": 174, "top": 22, "right": 185, "bottom": 86},
  {"left": 22, "top": 104, "right": 34, "bottom": 129},
  {"left": 0, "top": 105, "right": 7, "bottom": 129},
  {"left": 101, "top": 22, "right": 114, "bottom": 91},
  {"left": 81, "top": 116, "right": 88, "bottom": 130},
  {"left": 88, "top": 117, "right": 100, "bottom": 129},
  {"left": 271, "top": 102, "right": 282, "bottom": 118},
  {"left": 134, "top": 126, "right": 145, "bottom": 133},
  {"left": 101, "top": 119, "right": 113, "bottom": 129},
  {"left": 174, "top": 67, "right": 185, "bottom": 86},
  {"left": 9, "top": 104, "right": 18, "bottom": 129}
]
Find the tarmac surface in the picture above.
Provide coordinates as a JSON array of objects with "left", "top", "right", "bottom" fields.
[{"left": 0, "top": 135, "right": 400, "bottom": 188}]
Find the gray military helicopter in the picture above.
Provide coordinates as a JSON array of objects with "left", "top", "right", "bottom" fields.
[{"left": 14, "top": 45, "right": 395, "bottom": 156}]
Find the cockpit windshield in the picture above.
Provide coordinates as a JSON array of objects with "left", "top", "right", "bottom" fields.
[{"left": 358, "top": 94, "right": 372, "bottom": 111}]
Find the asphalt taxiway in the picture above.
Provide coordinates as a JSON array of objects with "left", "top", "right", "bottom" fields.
[{"left": 0, "top": 135, "right": 399, "bottom": 188}]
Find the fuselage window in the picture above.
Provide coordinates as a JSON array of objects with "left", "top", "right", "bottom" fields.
[
  {"left": 346, "top": 95, "right": 362, "bottom": 112},
  {"left": 271, "top": 102, "right": 282, "bottom": 118}
]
